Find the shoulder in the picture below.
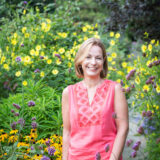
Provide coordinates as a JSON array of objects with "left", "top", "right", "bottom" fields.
[
  {"left": 62, "top": 86, "right": 69, "bottom": 99},
  {"left": 104, "top": 79, "right": 119, "bottom": 87}
]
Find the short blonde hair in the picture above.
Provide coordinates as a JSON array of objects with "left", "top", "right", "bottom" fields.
[{"left": 74, "top": 37, "right": 108, "bottom": 78}]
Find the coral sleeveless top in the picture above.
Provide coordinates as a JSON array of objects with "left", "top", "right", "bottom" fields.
[{"left": 68, "top": 79, "right": 123, "bottom": 160}]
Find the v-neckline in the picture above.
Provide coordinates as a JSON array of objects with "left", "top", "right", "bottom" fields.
[{"left": 81, "top": 80, "right": 106, "bottom": 106}]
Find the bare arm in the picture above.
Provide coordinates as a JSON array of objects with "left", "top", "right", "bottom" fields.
[
  {"left": 62, "top": 87, "right": 70, "bottom": 160},
  {"left": 109, "top": 83, "right": 129, "bottom": 160}
]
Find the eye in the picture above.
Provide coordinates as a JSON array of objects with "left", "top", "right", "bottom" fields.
[
  {"left": 86, "top": 56, "right": 91, "bottom": 59},
  {"left": 96, "top": 57, "right": 102, "bottom": 60}
]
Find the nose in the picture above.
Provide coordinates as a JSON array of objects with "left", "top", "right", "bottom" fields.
[{"left": 91, "top": 58, "right": 96, "bottom": 64}]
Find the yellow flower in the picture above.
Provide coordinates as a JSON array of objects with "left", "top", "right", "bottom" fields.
[
  {"left": 10, "top": 130, "right": 18, "bottom": 135},
  {"left": 46, "top": 18, "right": 51, "bottom": 23},
  {"left": 156, "top": 85, "right": 160, "bottom": 93},
  {"left": 1, "top": 56, "right": 6, "bottom": 64},
  {"left": 61, "top": 32, "right": 68, "bottom": 38},
  {"left": 148, "top": 44, "right": 152, "bottom": 52},
  {"left": 35, "top": 50, "right": 39, "bottom": 56},
  {"left": 23, "top": 9, "right": 26, "bottom": 15},
  {"left": 25, "top": 33, "right": 30, "bottom": 38},
  {"left": 110, "top": 40, "right": 115, "bottom": 46},
  {"left": 13, "top": 33, "right": 18, "bottom": 38},
  {"left": 143, "top": 85, "right": 149, "bottom": 92},
  {"left": 122, "top": 62, "right": 127, "bottom": 68},
  {"left": 110, "top": 32, "right": 114, "bottom": 37},
  {"left": 22, "top": 27, "right": 27, "bottom": 33},
  {"left": 3, "top": 64, "right": 9, "bottom": 71},
  {"left": 11, "top": 39, "right": 17, "bottom": 45},
  {"left": 0, "top": 133, "right": 8, "bottom": 142},
  {"left": 41, "top": 51, "right": 45, "bottom": 56},
  {"left": 52, "top": 69, "right": 59, "bottom": 75},
  {"left": 73, "top": 32, "right": 77, "bottom": 36},
  {"left": 30, "top": 49, "right": 35, "bottom": 56},
  {"left": 141, "top": 45, "right": 147, "bottom": 53},
  {"left": 59, "top": 48, "right": 65, "bottom": 54},
  {"left": 36, "top": 45, "right": 41, "bottom": 51},
  {"left": 40, "top": 71, "right": 45, "bottom": 77},
  {"left": 47, "top": 59, "right": 52, "bottom": 64},
  {"left": 68, "top": 62, "right": 72, "bottom": 68},
  {"left": 111, "top": 52, "right": 117, "bottom": 58},
  {"left": 8, "top": 135, "right": 18, "bottom": 143},
  {"left": 117, "top": 71, "right": 124, "bottom": 76},
  {"left": 82, "top": 26, "right": 87, "bottom": 32},
  {"left": 135, "top": 76, "right": 140, "bottom": 84},
  {"left": 111, "top": 61, "right": 115, "bottom": 65},
  {"left": 56, "top": 59, "right": 61, "bottom": 65},
  {"left": 115, "top": 33, "right": 120, "bottom": 39},
  {"left": 15, "top": 71, "right": 21, "bottom": 77},
  {"left": 24, "top": 56, "right": 31, "bottom": 63},
  {"left": 151, "top": 39, "right": 155, "bottom": 44},
  {"left": 108, "top": 57, "right": 112, "bottom": 62},
  {"left": 22, "top": 81, "right": 27, "bottom": 86},
  {"left": 156, "top": 106, "right": 159, "bottom": 110}
]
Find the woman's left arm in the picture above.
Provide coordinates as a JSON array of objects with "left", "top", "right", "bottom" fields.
[{"left": 109, "top": 83, "right": 129, "bottom": 160}]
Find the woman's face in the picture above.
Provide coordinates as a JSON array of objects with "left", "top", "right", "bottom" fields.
[{"left": 81, "top": 45, "right": 104, "bottom": 78}]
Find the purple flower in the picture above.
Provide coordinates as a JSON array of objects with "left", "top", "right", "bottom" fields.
[
  {"left": 24, "top": 1, "right": 27, "bottom": 5},
  {"left": 14, "top": 112, "right": 19, "bottom": 116},
  {"left": 32, "top": 117, "right": 36, "bottom": 121},
  {"left": 48, "top": 147, "right": 56, "bottom": 156},
  {"left": 40, "top": 56, "right": 44, "bottom": 59},
  {"left": 11, "top": 109, "right": 15, "bottom": 113},
  {"left": 146, "top": 111, "right": 152, "bottom": 117},
  {"left": 104, "top": 143, "right": 110, "bottom": 152},
  {"left": 138, "top": 126, "right": 144, "bottom": 134},
  {"left": 149, "top": 126, "right": 156, "bottom": 131},
  {"left": 21, "top": 44, "right": 24, "bottom": 47},
  {"left": 13, "top": 103, "right": 21, "bottom": 110},
  {"left": 41, "top": 156, "right": 50, "bottom": 160},
  {"left": 31, "top": 146, "right": 34, "bottom": 150},
  {"left": 126, "top": 69, "right": 136, "bottom": 80},
  {"left": 18, "top": 118, "right": 25, "bottom": 127},
  {"left": 31, "top": 122, "right": 37, "bottom": 129},
  {"left": 131, "top": 151, "right": 137, "bottom": 158},
  {"left": 120, "top": 80, "right": 123, "bottom": 86},
  {"left": 126, "top": 139, "right": 133, "bottom": 147},
  {"left": 34, "top": 69, "right": 40, "bottom": 73},
  {"left": 95, "top": 152, "right": 101, "bottom": 160},
  {"left": 28, "top": 100, "right": 35, "bottom": 107},
  {"left": 132, "top": 141, "right": 141, "bottom": 151},
  {"left": 142, "top": 111, "right": 146, "bottom": 117},
  {"left": 55, "top": 54, "right": 61, "bottom": 59},
  {"left": 15, "top": 56, "right": 22, "bottom": 62},
  {"left": 45, "top": 139, "right": 51, "bottom": 147},
  {"left": 126, "top": 87, "right": 131, "bottom": 93},
  {"left": 11, "top": 122, "right": 17, "bottom": 130}
]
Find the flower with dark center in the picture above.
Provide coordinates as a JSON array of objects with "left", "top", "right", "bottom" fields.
[
  {"left": 48, "top": 147, "right": 56, "bottom": 156},
  {"left": 28, "top": 100, "right": 35, "bottom": 107},
  {"left": 31, "top": 122, "right": 37, "bottom": 129},
  {"left": 16, "top": 56, "right": 22, "bottom": 62},
  {"left": 11, "top": 122, "right": 17, "bottom": 130},
  {"left": 104, "top": 143, "right": 110, "bottom": 152},
  {"left": 13, "top": 103, "right": 21, "bottom": 109},
  {"left": 95, "top": 152, "right": 101, "bottom": 160}
]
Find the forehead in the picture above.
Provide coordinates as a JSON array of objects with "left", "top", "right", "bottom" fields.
[{"left": 88, "top": 45, "right": 103, "bottom": 56}]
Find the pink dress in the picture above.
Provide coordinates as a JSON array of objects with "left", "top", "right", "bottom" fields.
[{"left": 68, "top": 79, "right": 123, "bottom": 160}]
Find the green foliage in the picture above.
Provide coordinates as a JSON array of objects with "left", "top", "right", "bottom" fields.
[{"left": 0, "top": 79, "right": 62, "bottom": 138}]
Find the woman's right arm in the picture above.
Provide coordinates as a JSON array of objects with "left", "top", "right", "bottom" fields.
[{"left": 62, "top": 87, "right": 70, "bottom": 160}]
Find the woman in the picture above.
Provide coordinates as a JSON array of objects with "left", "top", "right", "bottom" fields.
[{"left": 62, "top": 38, "right": 129, "bottom": 160}]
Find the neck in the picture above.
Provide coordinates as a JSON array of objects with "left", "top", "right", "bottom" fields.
[{"left": 83, "top": 76, "right": 103, "bottom": 89}]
